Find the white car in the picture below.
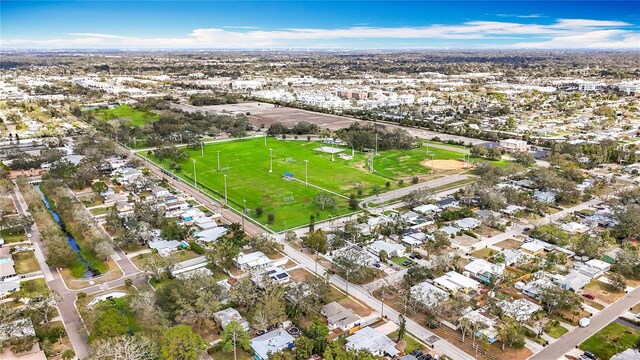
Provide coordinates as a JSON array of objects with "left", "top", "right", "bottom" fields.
[{"left": 27, "top": 233, "right": 33, "bottom": 238}]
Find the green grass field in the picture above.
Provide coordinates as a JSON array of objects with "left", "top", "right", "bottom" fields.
[
  {"left": 91, "top": 104, "right": 159, "bottom": 127},
  {"left": 145, "top": 137, "right": 475, "bottom": 231},
  {"left": 580, "top": 322, "right": 640, "bottom": 360}
]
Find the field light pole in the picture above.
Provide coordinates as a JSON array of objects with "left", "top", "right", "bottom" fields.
[
  {"left": 217, "top": 151, "right": 220, "bottom": 171},
  {"left": 200, "top": 141, "right": 204, "bottom": 157},
  {"left": 269, "top": 148, "right": 273, "bottom": 173},
  {"left": 264, "top": 134, "right": 267, "bottom": 147},
  {"left": 242, "top": 198, "right": 246, "bottom": 230},
  {"left": 430, "top": 153, "right": 435, "bottom": 172},
  {"left": 304, "top": 160, "right": 309, "bottom": 186},
  {"left": 223, "top": 174, "right": 228, "bottom": 204},
  {"left": 192, "top": 159, "right": 197, "bottom": 188}
]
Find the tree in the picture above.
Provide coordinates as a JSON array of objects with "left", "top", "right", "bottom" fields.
[
  {"left": 160, "top": 325, "right": 206, "bottom": 360},
  {"left": 294, "top": 336, "right": 315, "bottom": 360},
  {"left": 378, "top": 249, "right": 388, "bottom": 264},
  {"left": 313, "top": 192, "right": 336, "bottom": 210},
  {"left": 613, "top": 204, "right": 640, "bottom": 239},
  {"left": 207, "top": 237, "right": 240, "bottom": 270},
  {"left": 608, "top": 272, "right": 626, "bottom": 292},
  {"left": 90, "top": 308, "right": 129, "bottom": 341},
  {"left": 221, "top": 321, "right": 251, "bottom": 360},
  {"left": 397, "top": 314, "right": 406, "bottom": 341},
  {"left": 285, "top": 230, "right": 297, "bottom": 242},
  {"left": 538, "top": 286, "right": 582, "bottom": 317},
  {"left": 309, "top": 215, "right": 315, "bottom": 232},
  {"left": 303, "top": 230, "right": 328, "bottom": 254},
  {"left": 89, "top": 335, "right": 156, "bottom": 360},
  {"left": 307, "top": 318, "right": 329, "bottom": 354},
  {"left": 142, "top": 255, "right": 176, "bottom": 281},
  {"left": 348, "top": 194, "right": 359, "bottom": 210},
  {"left": 255, "top": 207, "right": 264, "bottom": 217}
]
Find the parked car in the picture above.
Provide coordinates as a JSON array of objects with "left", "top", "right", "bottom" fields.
[
  {"left": 579, "top": 318, "right": 590, "bottom": 327},
  {"left": 583, "top": 351, "right": 597, "bottom": 359},
  {"left": 402, "top": 260, "right": 414, "bottom": 267},
  {"left": 581, "top": 293, "right": 596, "bottom": 300},
  {"left": 374, "top": 263, "right": 381, "bottom": 268},
  {"left": 412, "top": 253, "right": 423, "bottom": 260}
]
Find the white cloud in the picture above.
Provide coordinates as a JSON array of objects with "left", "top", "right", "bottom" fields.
[
  {"left": 495, "top": 14, "right": 546, "bottom": 19},
  {"left": 1, "top": 18, "right": 637, "bottom": 49}
]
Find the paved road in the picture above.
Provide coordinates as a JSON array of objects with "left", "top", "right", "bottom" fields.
[
  {"left": 361, "top": 174, "right": 473, "bottom": 207},
  {"left": 529, "top": 286, "right": 640, "bottom": 360},
  {"left": 281, "top": 243, "right": 474, "bottom": 360},
  {"left": 469, "top": 198, "right": 602, "bottom": 251},
  {"left": 12, "top": 187, "right": 146, "bottom": 359}
]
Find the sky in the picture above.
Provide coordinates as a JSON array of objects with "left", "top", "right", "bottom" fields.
[{"left": 1, "top": 1, "right": 639, "bottom": 49}]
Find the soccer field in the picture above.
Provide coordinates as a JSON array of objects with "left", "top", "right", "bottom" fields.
[{"left": 146, "top": 137, "right": 471, "bottom": 231}]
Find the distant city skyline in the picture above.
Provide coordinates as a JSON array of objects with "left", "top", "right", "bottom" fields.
[{"left": 1, "top": 1, "right": 639, "bottom": 49}]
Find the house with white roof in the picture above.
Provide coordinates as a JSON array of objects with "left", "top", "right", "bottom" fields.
[
  {"left": 251, "top": 328, "right": 295, "bottom": 360},
  {"left": 195, "top": 227, "right": 227, "bottom": 244},
  {"left": 460, "top": 309, "right": 499, "bottom": 343},
  {"left": 520, "top": 278, "right": 554, "bottom": 300},
  {"left": 411, "top": 281, "right": 449, "bottom": 307},
  {"left": 499, "top": 139, "right": 529, "bottom": 152},
  {"left": 413, "top": 204, "right": 441, "bottom": 215},
  {"left": 534, "top": 190, "right": 557, "bottom": 204},
  {"left": 213, "top": 308, "right": 250, "bottom": 331},
  {"left": 521, "top": 241, "right": 545, "bottom": 256},
  {"left": 148, "top": 240, "right": 183, "bottom": 257},
  {"left": 560, "top": 222, "right": 588, "bottom": 234},
  {"left": 234, "top": 251, "right": 272, "bottom": 271},
  {"left": 454, "top": 217, "right": 481, "bottom": 230},
  {"left": 440, "top": 225, "right": 461, "bottom": 237},
  {"left": 496, "top": 298, "right": 542, "bottom": 321},
  {"left": 574, "top": 263, "right": 604, "bottom": 278},
  {"left": 585, "top": 259, "right": 611, "bottom": 273},
  {"left": 345, "top": 327, "right": 400, "bottom": 357},
  {"left": 367, "top": 240, "right": 406, "bottom": 258},
  {"left": 495, "top": 249, "right": 530, "bottom": 266},
  {"left": 0, "top": 281, "right": 20, "bottom": 299},
  {"left": 464, "top": 259, "right": 505, "bottom": 283},
  {"left": 553, "top": 270, "right": 590, "bottom": 291},
  {"left": 434, "top": 271, "right": 482, "bottom": 294}
]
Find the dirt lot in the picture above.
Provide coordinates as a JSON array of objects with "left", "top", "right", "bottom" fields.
[
  {"left": 494, "top": 238, "right": 524, "bottom": 250},
  {"left": 337, "top": 296, "right": 373, "bottom": 317},
  {"left": 288, "top": 268, "right": 316, "bottom": 282},
  {"left": 451, "top": 234, "right": 480, "bottom": 247}
]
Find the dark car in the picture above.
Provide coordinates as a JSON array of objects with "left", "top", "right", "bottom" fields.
[
  {"left": 402, "top": 260, "right": 414, "bottom": 266},
  {"left": 374, "top": 263, "right": 381, "bottom": 268},
  {"left": 583, "top": 351, "right": 597, "bottom": 359},
  {"left": 412, "top": 253, "right": 423, "bottom": 260}
]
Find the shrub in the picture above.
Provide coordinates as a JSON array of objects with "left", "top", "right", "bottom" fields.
[
  {"left": 124, "top": 278, "right": 133, "bottom": 287},
  {"left": 255, "top": 207, "right": 264, "bottom": 217},
  {"left": 411, "top": 176, "right": 419, "bottom": 184},
  {"left": 267, "top": 213, "right": 275, "bottom": 224},
  {"left": 189, "top": 241, "right": 204, "bottom": 255}
]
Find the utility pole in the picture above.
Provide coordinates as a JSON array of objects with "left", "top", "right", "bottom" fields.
[
  {"left": 242, "top": 198, "right": 246, "bottom": 230},
  {"left": 224, "top": 174, "right": 228, "bottom": 204},
  {"left": 304, "top": 160, "right": 309, "bottom": 186}
]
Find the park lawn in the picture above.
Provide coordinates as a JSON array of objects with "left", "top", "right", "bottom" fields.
[
  {"left": 91, "top": 104, "right": 159, "bottom": 127},
  {"left": 1, "top": 228, "right": 26, "bottom": 243},
  {"left": 146, "top": 137, "right": 398, "bottom": 231},
  {"left": 13, "top": 251, "right": 40, "bottom": 274},
  {"left": 580, "top": 322, "right": 640, "bottom": 360}
]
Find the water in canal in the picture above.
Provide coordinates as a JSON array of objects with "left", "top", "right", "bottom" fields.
[{"left": 35, "top": 184, "right": 100, "bottom": 278}]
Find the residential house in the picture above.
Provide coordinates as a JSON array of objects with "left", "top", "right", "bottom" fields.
[
  {"left": 496, "top": 298, "right": 542, "bottom": 321},
  {"left": 148, "top": 240, "right": 183, "bottom": 257},
  {"left": 411, "top": 281, "right": 449, "bottom": 307},
  {"left": 259, "top": 266, "right": 290, "bottom": 285},
  {"left": 440, "top": 225, "right": 461, "bottom": 237},
  {"left": 367, "top": 240, "right": 406, "bottom": 258},
  {"left": 193, "top": 217, "right": 219, "bottom": 230},
  {"left": 603, "top": 248, "right": 623, "bottom": 264},
  {"left": 194, "top": 227, "right": 227, "bottom": 245},
  {"left": 332, "top": 245, "right": 377, "bottom": 267},
  {"left": 401, "top": 211, "right": 421, "bottom": 224},
  {"left": 534, "top": 190, "right": 557, "bottom": 204},
  {"left": 574, "top": 263, "right": 604, "bottom": 278},
  {"left": 495, "top": 249, "right": 529, "bottom": 266},
  {"left": 150, "top": 186, "right": 170, "bottom": 198},
  {"left": 234, "top": 251, "right": 272, "bottom": 271},
  {"left": 611, "top": 349, "right": 640, "bottom": 360},
  {"left": 520, "top": 241, "right": 545, "bottom": 256},
  {"left": 553, "top": 271, "right": 590, "bottom": 291},
  {"left": 435, "top": 198, "right": 459, "bottom": 209},
  {"left": 413, "top": 204, "right": 441, "bottom": 215},
  {"left": 560, "top": 222, "right": 588, "bottom": 234},
  {"left": 464, "top": 259, "right": 505, "bottom": 283},
  {"left": 460, "top": 309, "right": 499, "bottom": 343},
  {"left": 474, "top": 209, "right": 499, "bottom": 222},
  {"left": 321, "top": 302, "right": 362, "bottom": 331},
  {"left": 345, "top": 327, "right": 400, "bottom": 357},
  {"left": 0, "top": 318, "right": 36, "bottom": 343},
  {"left": 454, "top": 217, "right": 481, "bottom": 230},
  {"left": 521, "top": 278, "right": 554, "bottom": 300},
  {"left": 213, "top": 308, "right": 250, "bottom": 331},
  {"left": 585, "top": 259, "right": 611, "bottom": 274},
  {"left": 502, "top": 205, "right": 526, "bottom": 217},
  {"left": 0, "top": 281, "right": 19, "bottom": 299},
  {"left": 434, "top": 271, "right": 482, "bottom": 294},
  {"left": 251, "top": 328, "right": 295, "bottom": 360}
]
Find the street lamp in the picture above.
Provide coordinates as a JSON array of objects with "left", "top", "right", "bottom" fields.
[
  {"left": 269, "top": 148, "right": 273, "bottom": 173},
  {"left": 223, "top": 174, "right": 228, "bottom": 204},
  {"left": 304, "top": 160, "right": 309, "bottom": 186},
  {"left": 192, "top": 159, "right": 197, "bottom": 188}
]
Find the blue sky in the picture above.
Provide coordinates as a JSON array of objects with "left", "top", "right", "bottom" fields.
[{"left": 1, "top": 1, "right": 639, "bottom": 49}]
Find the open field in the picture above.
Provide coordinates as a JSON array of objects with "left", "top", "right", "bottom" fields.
[
  {"left": 580, "top": 322, "right": 640, "bottom": 360},
  {"left": 90, "top": 104, "right": 159, "bottom": 127},
  {"left": 0, "top": 228, "right": 26, "bottom": 243},
  {"left": 146, "top": 137, "right": 414, "bottom": 230},
  {"left": 583, "top": 279, "right": 625, "bottom": 304}
]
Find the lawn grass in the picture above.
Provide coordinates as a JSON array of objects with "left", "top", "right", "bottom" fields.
[
  {"left": 17, "top": 278, "right": 49, "bottom": 298},
  {"left": 0, "top": 228, "right": 26, "bottom": 243},
  {"left": 543, "top": 322, "right": 568, "bottom": 339},
  {"left": 208, "top": 347, "right": 253, "bottom": 360},
  {"left": 91, "top": 104, "right": 159, "bottom": 127},
  {"left": 388, "top": 330, "right": 425, "bottom": 354},
  {"left": 13, "top": 251, "right": 40, "bottom": 274},
  {"left": 580, "top": 322, "right": 640, "bottom": 360},
  {"left": 391, "top": 256, "right": 413, "bottom": 267},
  {"left": 89, "top": 207, "right": 109, "bottom": 216},
  {"left": 470, "top": 247, "right": 498, "bottom": 259},
  {"left": 145, "top": 137, "right": 401, "bottom": 231},
  {"left": 583, "top": 279, "right": 625, "bottom": 304}
]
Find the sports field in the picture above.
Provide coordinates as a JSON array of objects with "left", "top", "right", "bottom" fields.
[
  {"left": 146, "top": 137, "right": 474, "bottom": 231},
  {"left": 91, "top": 104, "right": 159, "bottom": 127}
]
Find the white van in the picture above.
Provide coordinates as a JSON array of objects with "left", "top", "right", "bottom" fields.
[{"left": 579, "top": 318, "right": 590, "bottom": 327}]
